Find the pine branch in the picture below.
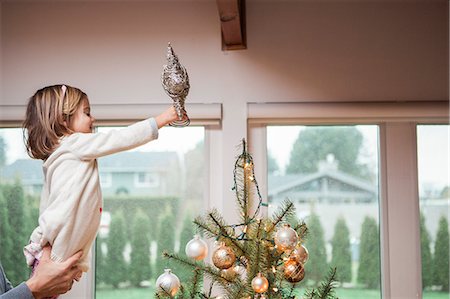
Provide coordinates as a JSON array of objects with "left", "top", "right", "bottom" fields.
[
  {"left": 194, "top": 210, "right": 244, "bottom": 254},
  {"left": 293, "top": 221, "right": 308, "bottom": 240},
  {"left": 303, "top": 267, "right": 338, "bottom": 299},
  {"left": 267, "top": 200, "right": 296, "bottom": 234},
  {"left": 163, "top": 252, "right": 235, "bottom": 286},
  {"left": 187, "top": 269, "right": 202, "bottom": 298},
  {"left": 234, "top": 153, "right": 249, "bottom": 222},
  {"left": 155, "top": 284, "right": 175, "bottom": 298},
  {"left": 208, "top": 211, "right": 245, "bottom": 254}
]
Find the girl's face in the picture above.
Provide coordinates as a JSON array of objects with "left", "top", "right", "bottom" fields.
[{"left": 68, "top": 98, "right": 95, "bottom": 133}]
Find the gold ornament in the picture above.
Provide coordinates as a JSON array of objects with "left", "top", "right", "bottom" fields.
[
  {"left": 284, "top": 259, "right": 305, "bottom": 283},
  {"left": 290, "top": 244, "right": 309, "bottom": 264},
  {"left": 221, "top": 267, "right": 238, "bottom": 280},
  {"left": 185, "top": 235, "right": 208, "bottom": 261},
  {"left": 212, "top": 242, "right": 236, "bottom": 270},
  {"left": 251, "top": 273, "right": 269, "bottom": 293},
  {"left": 155, "top": 269, "right": 181, "bottom": 296},
  {"left": 274, "top": 223, "right": 299, "bottom": 251}
]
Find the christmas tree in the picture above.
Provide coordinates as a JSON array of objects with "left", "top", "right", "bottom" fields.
[{"left": 155, "top": 139, "right": 338, "bottom": 299}]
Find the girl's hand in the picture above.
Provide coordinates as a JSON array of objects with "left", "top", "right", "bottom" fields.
[{"left": 155, "top": 106, "right": 184, "bottom": 128}]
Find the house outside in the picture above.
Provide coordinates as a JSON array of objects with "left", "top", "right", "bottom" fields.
[
  {"left": 0, "top": 151, "right": 182, "bottom": 198},
  {"left": 269, "top": 158, "right": 377, "bottom": 260},
  {"left": 268, "top": 157, "right": 449, "bottom": 261}
]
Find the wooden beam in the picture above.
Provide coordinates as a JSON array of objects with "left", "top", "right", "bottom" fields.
[{"left": 216, "top": 0, "right": 246, "bottom": 50}]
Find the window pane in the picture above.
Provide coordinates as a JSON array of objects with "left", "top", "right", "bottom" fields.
[
  {"left": 0, "top": 128, "right": 38, "bottom": 286},
  {"left": 417, "top": 125, "right": 450, "bottom": 298},
  {"left": 95, "top": 126, "right": 205, "bottom": 298},
  {"left": 0, "top": 126, "right": 206, "bottom": 297},
  {"left": 267, "top": 125, "right": 381, "bottom": 298}
]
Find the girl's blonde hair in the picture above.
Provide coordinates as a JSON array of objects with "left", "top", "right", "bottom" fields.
[{"left": 23, "top": 84, "right": 88, "bottom": 160}]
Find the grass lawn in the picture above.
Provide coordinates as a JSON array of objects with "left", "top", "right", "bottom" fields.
[{"left": 96, "top": 286, "right": 450, "bottom": 299}]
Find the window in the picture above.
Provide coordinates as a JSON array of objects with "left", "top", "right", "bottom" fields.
[
  {"left": 95, "top": 125, "right": 206, "bottom": 299},
  {"left": 0, "top": 128, "right": 40, "bottom": 289},
  {"left": 134, "top": 172, "right": 159, "bottom": 188},
  {"left": 248, "top": 101, "right": 449, "bottom": 299},
  {"left": 100, "top": 173, "right": 112, "bottom": 188},
  {"left": 0, "top": 102, "right": 220, "bottom": 299},
  {"left": 417, "top": 125, "right": 450, "bottom": 298},
  {"left": 267, "top": 125, "right": 381, "bottom": 297}
]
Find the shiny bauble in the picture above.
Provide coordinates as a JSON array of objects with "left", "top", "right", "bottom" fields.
[
  {"left": 155, "top": 269, "right": 181, "bottom": 296},
  {"left": 221, "top": 267, "right": 238, "bottom": 280},
  {"left": 212, "top": 242, "right": 236, "bottom": 270},
  {"left": 251, "top": 273, "right": 269, "bottom": 293},
  {"left": 290, "top": 244, "right": 309, "bottom": 264},
  {"left": 185, "top": 235, "right": 208, "bottom": 261},
  {"left": 274, "top": 223, "right": 299, "bottom": 251},
  {"left": 284, "top": 259, "right": 305, "bottom": 283}
]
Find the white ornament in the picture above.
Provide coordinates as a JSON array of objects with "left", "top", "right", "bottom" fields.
[
  {"left": 274, "top": 223, "right": 298, "bottom": 251},
  {"left": 185, "top": 235, "right": 208, "bottom": 260},
  {"left": 155, "top": 269, "right": 181, "bottom": 296}
]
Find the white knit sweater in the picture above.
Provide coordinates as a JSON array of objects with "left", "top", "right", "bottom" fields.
[{"left": 27, "top": 118, "right": 159, "bottom": 272}]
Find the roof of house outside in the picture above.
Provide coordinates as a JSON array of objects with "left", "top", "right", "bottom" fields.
[
  {"left": 268, "top": 169, "right": 377, "bottom": 198},
  {"left": 1, "top": 151, "right": 180, "bottom": 182}
]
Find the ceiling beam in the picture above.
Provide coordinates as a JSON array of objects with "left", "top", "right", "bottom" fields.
[{"left": 216, "top": 0, "right": 246, "bottom": 50}]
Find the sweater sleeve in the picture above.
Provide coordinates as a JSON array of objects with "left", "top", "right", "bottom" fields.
[
  {"left": 0, "top": 283, "right": 34, "bottom": 299},
  {"left": 68, "top": 118, "right": 158, "bottom": 160},
  {"left": 0, "top": 266, "right": 34, "bottom": 299}
]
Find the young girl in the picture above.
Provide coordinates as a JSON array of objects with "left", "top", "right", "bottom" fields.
[{"left": 22, "top": 84, "right": 180, "bottom": 295}]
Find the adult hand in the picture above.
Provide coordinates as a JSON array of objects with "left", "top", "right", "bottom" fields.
[{"left": 26, "top": 246, "right": 82, "bottom": 299}]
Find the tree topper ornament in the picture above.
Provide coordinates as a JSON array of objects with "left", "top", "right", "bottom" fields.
[{"left": 161, "top": 43, "right": 190, "bottom": 127}]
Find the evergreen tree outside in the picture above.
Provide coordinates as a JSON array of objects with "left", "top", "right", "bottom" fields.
[
  {"left": 175, "top": 215, "right": 195, "bottom": 283},
  {"left": 0, "top": 190, "right": 13, "bottom": 269},
  {"left": 155, "top": 213, "right": 176, "bottom": 276},
  {"left": 129, "top": 210, "right": 151, "bottom": 287},
  {"left": 305, "top": 211, "right": 328, "bottom": 284},
  {"left": 432, "top": 216, "right": 449, "bottom": 291},
  {"left": 185, "top": 141, "right": 205, "bottom": 207},
  {"left": 419, "top": 213, "right": 433, "bottom": 289},
  {"left": 105, "top": 211, "right": 128, "bottom": 288},
  {"left": 95, "top": 237, "right": 107, "bottom": 285},
  {"left": 268, "top": 151, "right": 279, "bottom": 174},
  {"left": 2, "top": 181, "right": 29, "bottom": 285},
  {"left": 330, "top": 216, "right": 352, "bottom": 283},
  {"left": 286, "top": 127, "right": 372, "bottom": 180},
  {"left": 0, "top": 136, "right": 6, "bottom": 169},
  {"left": 357, "top": 216, "right": 380, "bottom": 289},
  {"left": 440, "top": 186, "right": 450, "bottom": 198}
]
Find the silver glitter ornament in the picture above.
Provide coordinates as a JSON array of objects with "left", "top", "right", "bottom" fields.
[
  {"left": 161, "top": 43, "right": 190, "bottom": 127},
  {"left": 155, "top": 268, "right": 181, "bottom": 296}
]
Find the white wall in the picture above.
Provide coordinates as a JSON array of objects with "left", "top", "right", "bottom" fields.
[
  {"left": 2, "top": 0, "right": 447, "bottom": 217},
  {"left": 1, "top": 1, "right": 448, "bottom": 104}
]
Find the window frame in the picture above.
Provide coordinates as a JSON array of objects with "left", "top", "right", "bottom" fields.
[{"left": 247, "top": 101, "right": 449, "bottom": 299}]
